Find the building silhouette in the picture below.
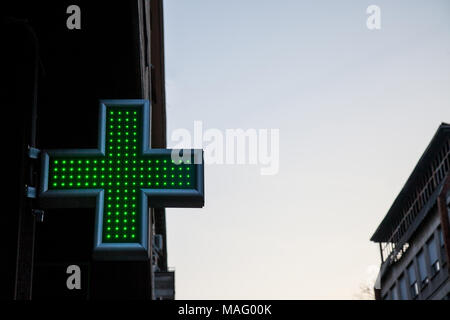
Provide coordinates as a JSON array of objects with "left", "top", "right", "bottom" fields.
[
  {"left": 2, "top": 1, "right": 174, "bottom": 299},
  {"left": 371, "top": 123, "right": 450, "bottom": 300}
]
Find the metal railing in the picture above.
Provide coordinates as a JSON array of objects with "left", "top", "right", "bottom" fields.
[{"left": 381, "top": 139, "right": 450, "bottom": 265}]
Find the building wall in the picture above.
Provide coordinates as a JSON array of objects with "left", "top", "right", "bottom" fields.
[
  {"left": 380, "top": 204, "right": 449, "bottom": 300},
  {"left": 3, "top": 1, "right": 166, "bottom": 300}
]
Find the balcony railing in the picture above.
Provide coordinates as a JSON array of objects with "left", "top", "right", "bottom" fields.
[{"left": 381, "top": 139, "right": 450, "bottom": 265}]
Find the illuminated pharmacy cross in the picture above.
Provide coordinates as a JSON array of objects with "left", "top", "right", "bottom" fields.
[{"left": 39, "top": 100, "right": 204, "bottom": 260}]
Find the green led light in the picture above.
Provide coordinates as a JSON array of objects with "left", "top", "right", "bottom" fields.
[{"left": 46, "top": 106, "right": 197, "bottom": 244}]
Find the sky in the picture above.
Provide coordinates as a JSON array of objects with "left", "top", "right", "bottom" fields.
[{"left": 162, "top": 0, "right": 450, "bottom": 299}]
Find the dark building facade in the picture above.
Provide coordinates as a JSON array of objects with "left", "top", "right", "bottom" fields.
[
  {"left": 2, "top": 0, "right": 174, "bottom": 299},
  {"left": 371, "top": 123, "right": 450, "bottom": 300}
]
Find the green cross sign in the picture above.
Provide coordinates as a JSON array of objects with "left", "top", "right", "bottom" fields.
[{"left": 39, "top": 100, "right": 204, "bottom": 260}]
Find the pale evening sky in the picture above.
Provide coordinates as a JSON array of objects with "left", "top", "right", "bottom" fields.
[{"left": 163, "top": 0, "right": 450, "bottom": 299}]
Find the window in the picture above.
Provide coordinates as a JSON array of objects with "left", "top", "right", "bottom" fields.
[
  {"left": 427, "top": 236, "right": 440, "bottom": 276},
  {"left": 439, "top": 227, "right": 444, "bottom": 247},
  {"left": 417, "top": 250, "right": 429, "bottom": 287},
  {"left": 407, "top": 263, "right": 419, "bottom": 298},
  {"left": 398, "top": 276, "right": 408, "bottom": 300},
  {"left": 438, "top": 227, "right": 446, "bottom": 264},
  {"left": 391, "top": 284, "right": 399, "bottom": 300}
]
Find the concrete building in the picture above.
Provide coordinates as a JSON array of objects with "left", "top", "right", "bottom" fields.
[
  {"left": 3, "top": 0, "right": 174, "bottom": 300},
  {"left": 371, "top": 123, "right": 450, "bottom": 300}
]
